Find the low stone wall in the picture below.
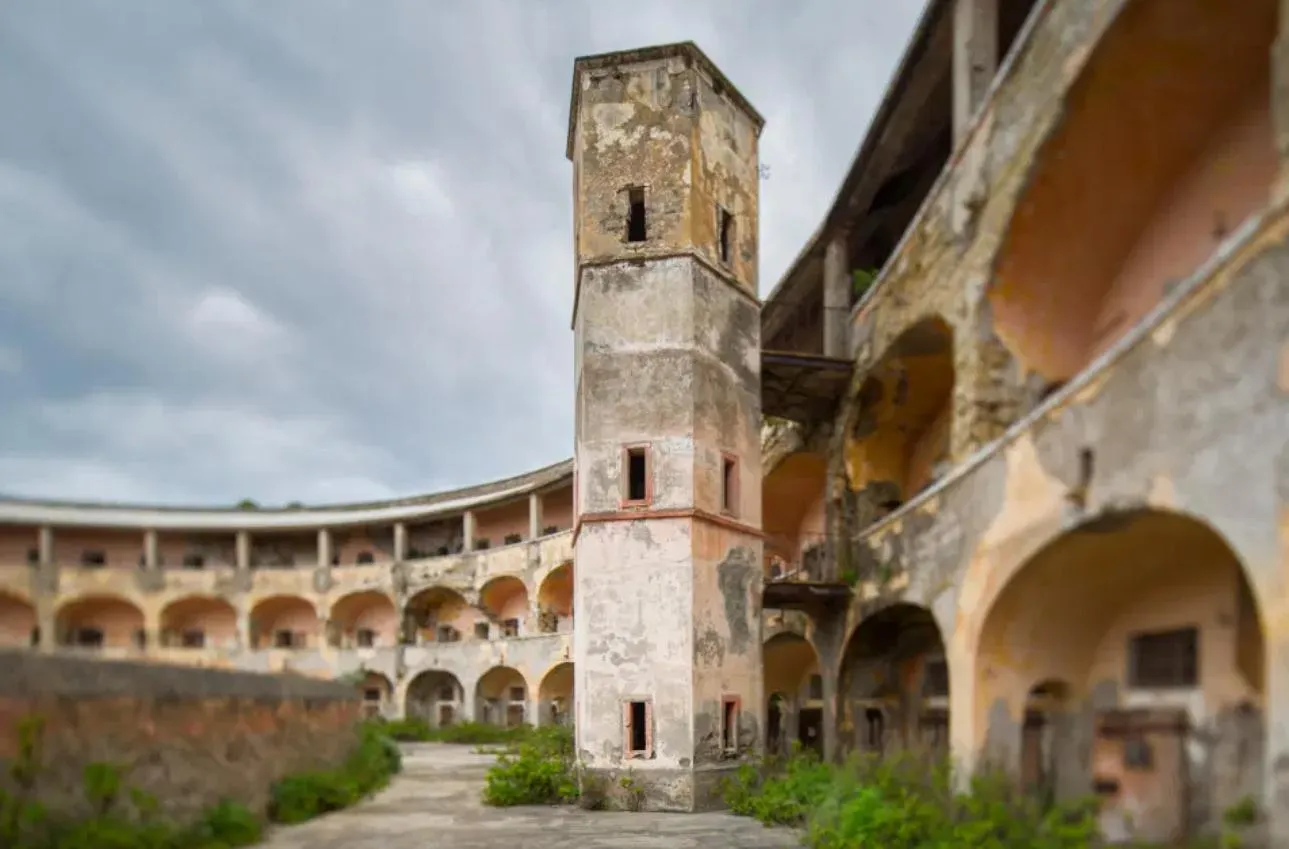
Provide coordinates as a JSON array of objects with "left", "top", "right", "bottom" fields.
[{"left": 0, "top": 650, "right": 360, "bottom": 825}]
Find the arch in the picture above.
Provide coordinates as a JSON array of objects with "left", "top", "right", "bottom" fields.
[
  {"left": 842, "top": 316, "right": 955, "bottom": 525},
  {"left": 159, "top": 595, "right": 237, "bottom": 650},
  {"left": 329, "top": 590, "right": 398, "bottom": 648},
  {"left": 989, "top": 0, "right": 1277, "bottom": 386},
  {"left": 475, "top": 665, "right": 529, "bottom": 727},
  {"left": 249, "top": 595, "right": 319, "bottom": 651},
  {"left": 0, "top": 591, "right": 36, "bottom": 648},
  {"left": 55, "top": 594, "right": 144, "bottom": 650},
  {"left": 973, "top": 507, "right": 1265, "bottom": 842},
  {"left": 536, "top": 562, "right": 572, "bottom": 633},
  {"left": 763, "top": 451, "right": 829, "bottom": 579},
  {"left": 405, "top": 586, "right": 476, "bottom": 644},
  {"left": 763, "top": 632, "right": 824, "bottom": 757},
  {"left": 355, "top": 670, "right": 394, "bottom": 719},
  {"left": 405, "top": 669, "right": 465, "bottom": 727},
  {"left": 839, "top": 602, "right": 948, "bottom": 760},
  {"left": 478, "top": 576, "right": 529, "bottom": 636},
  {"left": 537, "top": 662, "right": 573, "bottom": 726}
]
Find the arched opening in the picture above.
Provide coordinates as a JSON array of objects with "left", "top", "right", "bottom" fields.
[
  {"left": 537, "top": 662, "right": 574, "bottom": 726},
  {"left": 839, "top": 603, "right": 948, "bottom": 760},
  {"left": 974, "top": 508, "right": 1265, "bottom": 843},
  {"left": 762, "top": 452, "right": 828, "bottom": 580},
  {"left": 536, "top": 563, "right": 573, "bottom": 634},
  {"left": 55, "top": 595, "right": 145, "bottom": 650},
  {"left": 476, "top": 665, "right": 529, "bottom": 727},
  {"left": 329, "top": 590, "right": 398, "bottom": 649},
  {"left": 478, "top": 576, "right": 529, "bottom": 640},
  {"left": 355, "top": 671, "right": 394, "bottom": 719},
  {"left": 405, "top": 669, "right": 464, "bottom": 727},
  {"left": 990, "top": 0, "right": 1277, "bottom": 389},
  {"left": 0, "top": 592, "right": 36, "bottom": 648},
  {"left": 404, "top": 586, "right": 476, "bottom": 645},
  {"left": 159, "top": 595, "right": 237, "bottom": 650},
  {"left": 842, "top": 317, "right": 955, "bottom": 527},
  {"left": 249, "top": 595, "right": 318, "bottom": 651},
  {"left": 763, "top": 632, "right": 823, "bottom": 756}
]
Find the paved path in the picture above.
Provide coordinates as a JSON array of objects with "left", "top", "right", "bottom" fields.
[{"left": 260, "top": 743, "right": 801, "bottom": 849}]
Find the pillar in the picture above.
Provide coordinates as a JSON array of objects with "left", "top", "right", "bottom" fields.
[
  {"left": 952, "top": 0, "right": 999, "bottom": 143},
  {"left": 393, "top": 523, "right": 407, "bottom": 561},
  {"left": 462, "top": 510, "right": 476, "bottom": 551},
  {"left": 1265, "top": 635, "right": 1289, "bottom": 845},
  {"left": 316, "top": 528, "right": 332, "bottom": 568},
  {"left": 823, "top": 231, "right": 851, "bottom": 356},
  {"left": 143, "top": 530, "right": 159, "bottom": 569},
  {"left": 235, "top": 531, "right": 251, "bottom": 571},
  {"left": 1273, "top": 0, "right": 1289, "bottom": 203},
  {"left": 528, "top": 492, "right": 543, "bottom": 540}
]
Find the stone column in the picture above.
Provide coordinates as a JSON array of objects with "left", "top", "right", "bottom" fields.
[
  {"left": 463, "top": 510, "right": 477, "bottom": 551},
  {"left": 393, "top": 523, "right": 407, "bottom": 561},
  {"left": 528, "top": 493, "right": 543, "bottom": 540},
  {"left": 952, "top": 0, "right": 999, "bottom": 144},
  {"left": 316, "top": 528, "right": 332, "bottom": 568},
  {"left": 236, "top": 607, "right": 252, "bottom": 652},
  {"left": 235, "top": 530, "right": 251, "bottom": 571},
  {"left": 143, "top": 530, "right": 159, "bottom": 570},
  {"left": 35, "top": 526, "right": 56, "bottom": 650},
  {"left": 823, "top": 231, "right": 852, "bottom": 356},
  {"left": 1264, "top": 634, "right": 1289, "bottom": 846}
]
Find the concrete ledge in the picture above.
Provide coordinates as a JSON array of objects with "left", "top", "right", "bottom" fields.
[{"left": 0, "top": 649, "right": 358, "bottom": 700}]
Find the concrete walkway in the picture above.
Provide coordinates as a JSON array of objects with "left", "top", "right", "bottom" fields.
[{"left": 260, "top": 743, "right": 801, "bottom": 849}]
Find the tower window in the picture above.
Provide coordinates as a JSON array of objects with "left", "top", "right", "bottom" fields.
[
  {"left": 623, "top": 446, "right": 650, "bottom": 504},
  {"left": 624, "top": 700, "right": 653, "bottom": 757},
  {"left": 717, "top": 205, "right": 734, "bottom": 263},
  {"left": 626, "top": 187, "right": 647, "bottom": 243},
  {"left": 722, "top": 696, "right": 741, "bottom": 753},
  {"left": 720, "top": 454, "right": 738, "bottom": 515}
]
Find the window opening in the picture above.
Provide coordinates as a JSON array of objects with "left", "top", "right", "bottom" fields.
[
  {"left": 721, "top": 455, "right": 737, "bottom": 514},
  {"left": 626, "top": 700, "right": 650, "bottom": 754},
  {"left": 722, "top": 697, "right": 740, "bottom": 752},
  {"left": 356, "top": 550, "right": 375, "bottom": 564},
  {"left": 1128, "top": 627, "right": 1199, "bottom": 688},
  {"left": 356, "top": 628, "right": 377, "bottom": 648},
  {"left": 181, "top": 630, "right": 205, "bottom": 649},
  {"left": 626, "top": 187, "right": 647, "bottom": 242},
  {"left": 625, "top": 447, "right": 648, "bottom": 503},
  {"left": 717, "top": 205, "right": 733, "bottom": 263},
  {"left": 474, "top": 622, "right": 491, "bottom": 640}
]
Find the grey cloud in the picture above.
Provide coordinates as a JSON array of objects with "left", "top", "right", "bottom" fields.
[{"left": 0, "top": 0, "right": 922, "bottom": 504}]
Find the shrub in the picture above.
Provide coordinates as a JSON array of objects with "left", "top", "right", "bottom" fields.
[
  {"left": 723, "top": 749, "right": 1100, "bottom": 849},
  {"left": 383, "top": 718, "right": 534, "bottom": 745},
  {"left": 481, "top": 725, "right": 578, "bottom": 807},
  {"left": 268, "top": 720, "right": 402, "bottom": 824}
]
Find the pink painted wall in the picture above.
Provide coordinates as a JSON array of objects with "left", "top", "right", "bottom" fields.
[
  {"left": 0, "top": 526, "right": 36, "bottom": 564},
  {"left": 52, "top": 530, "right": 143, "bottom": 569},
  {"left": 250, "top": 597, "right": 318, "bottom": 648},
  {"left": 161, "top": 598, "right": 238, "bottom": 646},
  {"left": 157, "top": 533, "right": 238, "bottom": 568},
  {"left": 481, "top": 577, "right": 529, "bottom": 625},
  {"left": 252, "top": 532, "right": 316, "bottom": 568},
  {"left": 331, "top": 593, "right": 399, "bottom": 644},
  {"left": 0, "top": 594, "right": 35, "bottom": 646},
  {"left": 475, "top": 500, "right": 529, "bottom": 546},
  {"left": 333, "top": 527, "right": 389, "bottom": 564},
  {"left": 1091, "top": 89, "right": 1273, "bottom": 362},
  {"left": 541, "top": 486, "right": 574, "bottom": 533},
  {"left": 56, "top": 598, "right": 144, "bottom": 647}
]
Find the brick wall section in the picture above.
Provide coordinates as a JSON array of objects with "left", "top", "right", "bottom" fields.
[{"left": 0, "top": 650, "right": 360, "bottom": 825}]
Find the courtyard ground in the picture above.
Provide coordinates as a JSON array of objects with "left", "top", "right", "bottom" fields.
[{"left": 259, "top": 743, "right": 801, "bottom": 849}]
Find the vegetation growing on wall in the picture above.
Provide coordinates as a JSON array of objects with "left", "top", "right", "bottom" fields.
[{"left": 0, "top": 716, "right": 401, "bottom": 848}]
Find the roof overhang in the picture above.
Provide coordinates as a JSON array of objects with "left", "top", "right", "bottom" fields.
[{"left": 761, "top": 350, "right": 853, "bottom": 424}]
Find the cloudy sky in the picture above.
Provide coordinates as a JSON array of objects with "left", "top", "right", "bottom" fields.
[{"left": 0, "top": 0, "right": 922, "bottom": 507}]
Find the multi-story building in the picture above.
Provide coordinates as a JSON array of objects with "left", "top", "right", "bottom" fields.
[{"left": 4, "top": 0, "right": 1289, "bottom": 840}]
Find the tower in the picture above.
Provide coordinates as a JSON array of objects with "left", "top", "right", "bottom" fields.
[{"left": 567, "top": 42, "right": 765, "bottom": 811}]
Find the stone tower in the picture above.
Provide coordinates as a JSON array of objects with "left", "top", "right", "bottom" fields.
[{"left": 566, "top": 42, "right": 766, "bottom": 812}]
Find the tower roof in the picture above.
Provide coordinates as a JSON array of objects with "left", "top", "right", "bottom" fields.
[{"left": 565, "top": 40, "right": 764, "bottom": 161}]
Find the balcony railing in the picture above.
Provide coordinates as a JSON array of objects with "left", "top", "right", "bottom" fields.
[{"left": 764, "top": 532, "right": 830, "bottom": 583}]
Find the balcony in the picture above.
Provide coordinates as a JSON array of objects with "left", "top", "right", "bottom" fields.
[{"left": 762, "top": 532, "right": 851, "bottom": 612}]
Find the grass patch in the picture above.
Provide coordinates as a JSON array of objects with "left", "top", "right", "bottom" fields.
[
  {"left": 0, "top": 716, "right": 402, "bottom": 848},
  {"left": 722, "top": 747, "right": 1101, "bottom": 848}
]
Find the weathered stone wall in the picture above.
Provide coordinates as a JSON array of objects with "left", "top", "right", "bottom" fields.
[{"left": 0, "top": 651, "right": 360, "bottom": 825}]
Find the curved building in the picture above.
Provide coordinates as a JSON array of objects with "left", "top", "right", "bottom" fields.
[{"left": 6, "top": 0, "right": 1289, "bottom": 839}]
